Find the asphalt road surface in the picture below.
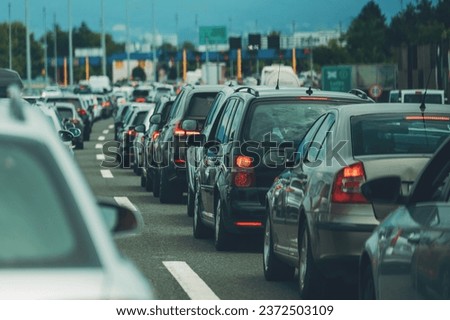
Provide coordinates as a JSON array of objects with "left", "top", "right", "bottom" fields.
[{"left": 75, "top": 117, "right": 358, "bottom": 300}]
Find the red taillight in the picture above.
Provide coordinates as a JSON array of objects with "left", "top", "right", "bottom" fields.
[
  {"left": 235, "top": 155, "right": 253, "bottom": 168},
  {"left": 235, "top": 221, "right": 263, "bottom": 227},
  {"left": 234, "top": 172, "right": 254, "bottom": 187},
  {"left": 331, "top": 162, "right": 367, "bottom": 203},
  {"left": 233, "top": 155, "right": 255, "bottom": 187},
  {"left": 102, "top": 101, "right": 111, "bottom": 107},
  {"left": 173, "top": 122, "right": 200, "bottom": 136},
  {"left": 77, "top": 108, "right": 87, "bottom": 116},
  {"left": 152, "top": 130, "right": 160, "bottom": 140},
  {"left": 127, "top": 129, "right": 137, "bottom": 137},
  {"left": 174, "top": 159, "right": 186, "bottom": 165},
  {"left": 135, "top": 97, "right": 146, "bottom": 102}
]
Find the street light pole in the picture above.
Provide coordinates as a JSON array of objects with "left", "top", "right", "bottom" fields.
[
  {"left": 101, "top": 0, "right": 107, "bottom": 76},
  {"left": 126, "top": 0, "right": 130, "bottom": 81},
  {"left": 68, "top": 0, "right": 74, "bottom": 85},
  {"left": 25, "top": 0, "right": 32, "bottom": 91},
  {"left": 54, "top": 14, "right": 58, "bottom": 84},
  {"left": 152, "top": 0, "right": 157, "bottom": 82},
  {"left": 43, "top": 7, "right": 48, "bottom": 85},
  {"left": 8, "top": 2, "right": 12, "bottom": 70}
]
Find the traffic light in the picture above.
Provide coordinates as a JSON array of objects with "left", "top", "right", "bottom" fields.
[
  {"left": 267, "top": 34, "right": 280, "bottom": 50},
  {"left": 229, "top": 37, "right": 242, "bottom": 50}
]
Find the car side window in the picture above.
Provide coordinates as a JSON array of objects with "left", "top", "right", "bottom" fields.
[
  {"left": 306, "top": 113, "right": 336, "bottom": 163},
  {"left": 295, "top": 114, "right": 327, "bottom": 164},
  {"left": 228, "top": 99, "right": 244, "bottom": 142},
  {"left": 215, "top": 99, "right": 236, "bottom": 143}
]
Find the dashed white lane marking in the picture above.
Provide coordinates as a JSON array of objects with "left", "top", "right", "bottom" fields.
[
  {"left": 102, "top": 129, "right": 109, "bottom": 134},
  {"left": 95, "top": 143, "right": 103, "bottom": 149},
  {"left": 108, "top": 124, "right": 114, "bottom": 129},
  {"left": 163, "top": 261, "right": 220, "bottom": 300},
  {"left": 98, "top": 136, "right": 106, "bottom": 141},
  {"left": 100, "top": 169, "right": 113, "bottom": 178},
  {"left": 96, "top": 154, "right": 106, "bottom": 161}
]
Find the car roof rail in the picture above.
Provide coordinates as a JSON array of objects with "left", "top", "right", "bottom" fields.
[
  {"left": 348, "top": 88, "right": 375, "bottom": 102},
  {"left": 234, "top": 86, "right": 259, "bottom": 97}
]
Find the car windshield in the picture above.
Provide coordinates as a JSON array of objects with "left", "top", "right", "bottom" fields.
[
  {"left": 132, "top": 111, "right": 149, "bottom": 125},
  {"left": 403, "top": 94, "right": 443, "bottom": 104},
  {"left": 351, "top": 114, "right": 450, "bottom": 156},
  {"left": 246, "top": 101, "right": 328, "bottom": 144},
  {"left": 0, "top": 140, "right": 99, "bottom": 268}
]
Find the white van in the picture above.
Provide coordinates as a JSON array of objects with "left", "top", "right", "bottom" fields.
[
  {"left": 396, "top": 89, "right": 447, "bottom": 104},
  {"left": 88, "top": 75, "right": 112, "bottom": 94},
  {"left": 260, "top": 64, "right": 301, "bottom": 87}
]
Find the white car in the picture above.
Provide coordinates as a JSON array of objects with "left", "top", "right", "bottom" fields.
[{"left": 0, "top": 95, "right": 154, "bottom": 299}]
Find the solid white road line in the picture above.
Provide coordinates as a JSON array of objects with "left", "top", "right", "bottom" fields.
[
  {"left": 113, "top": 196, "right": 138, "bottom": 212},
  {"left": 98, "top": 136, "right": 106, "bottom": 141},
  {"left": 108, "top": 124, "right": 114, "bottom": 129},
  {"left": 163, "top": 261, "right": 220, "bottom": 300},
  {"left": 102, "top": 129, "right": 109, "bottom": 134},
  {"left": 96, "top": 154, "right": 106, "bottom": 161},
  {"left": 95, "top": 143, "right": 103, "bottom": 149},
  {"left": 100, "top": 169, "right": 113, "bottom": 178}
]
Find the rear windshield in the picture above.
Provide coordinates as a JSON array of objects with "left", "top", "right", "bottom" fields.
[
  {"left": 47, "top": 97, "right": 83, "bottom": 109},
  {"left": 186, "top": 93, "right": 217, "bottom": 119},
  {"left": 351, "top": 114, "right": 450, "bottom": 156},
  {"left": 246, "top": 101, "right": 328, "bottom": 144},
  {"left": 403, "top": 94, "right": 443, "bottom": 104},
  {"left": 57, "top": 107, "right": 74, "bottom": 119},
  {"left": 133, "top": 90, "right": 150, "bottom": 98},
  {"left": 132, "top": 111, "right": 149, "bottom": 125}
]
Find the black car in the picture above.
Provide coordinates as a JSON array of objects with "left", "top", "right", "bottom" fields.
[
  {"left": 186, "top": 84, "right": 237, "bottom": 216},
  {"left": 360, "top": 134, "right": 450, "bottom": 299},
  {"left": 190, "top": 86, "right": 374, "bottom": 251},
  {"left": 141, "top": 95, "right": 176, "bottom": 192},
  {"left": 152, "top": 84, "right": 223, "bottom": 203}
]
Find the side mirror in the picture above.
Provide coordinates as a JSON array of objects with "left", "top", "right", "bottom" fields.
[
  {"left": 361, "top": 176, "right": 405, "bottom": 221},
  {"left": 98, "top": 200, "right": 142, "bottom": 236},
  {"left": 186, "top": 133, "right": 205, "bottom": 147},
  {"left": 68, "top": 127, "right": 81, "bottom": 138},
  {"left": 361, "top": 176, "right": 402, "bottom": 204},
  {"left": 135, "top": 124, "right": 146, "bottom": 133},
  {"left": 58, "top": 130, "right": 74, "bottom": 142},
  {"left": 182, "top": 119, "right": 198, "bottom": 131},
  {"left": 150, "top": 113, "right": 161, "bottom": 125}
]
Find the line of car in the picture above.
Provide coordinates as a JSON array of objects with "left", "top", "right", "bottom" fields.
[{"left": 115, "top": 80, "right": 450, "bottom": 299}]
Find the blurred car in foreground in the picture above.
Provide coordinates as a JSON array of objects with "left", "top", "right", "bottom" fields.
[
  {"left": 359, "top": 135, "right": 450, "bottom": 299},
  {"left": 263, "top": 103, "right": 450, "bottom": 298},
  {"left": 0, "top": 96, "right": 154, "bottom": 299}
]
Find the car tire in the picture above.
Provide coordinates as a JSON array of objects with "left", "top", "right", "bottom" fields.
[
  {"left": 298, "top": 221, "right": 322, "bottom": 299},
  {"left": 193, "top": 188, "right": 212, "bottom": 239},
  {"left": 76, "top": 141, "right": 84, "bottom": 150},
  {"left": 214, "top": 198, "right": 233, "bottom": 251},
  {"left": 145, "top": 169, "right": 153, "bottom": 192},
  {"left": 187, "top": 185, "right": 195, "bottom": 217},
  {"left": 360, "top": 265, "right": 376, "bottom": 300},
  {"left": 140, "top": 172, "right": 146, "bottom": 188},
  {"left": 152, "top": 169, "right": 160, "bottom": 197},
  {"left": 159, "top": 168, "right": 182, "bottom": 204},
  {"left": 263, "top": 215, "right": 295, "bottom": 281}
]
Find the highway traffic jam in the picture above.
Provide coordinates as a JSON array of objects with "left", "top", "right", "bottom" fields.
[{"left": 2, "top": 66, "right": 450, "bottom": 300}]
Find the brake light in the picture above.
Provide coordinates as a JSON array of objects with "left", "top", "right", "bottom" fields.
[
  {"left": 236, "top": 155, "right": 253, "bottom": 168},
  {"left": 232, "top": 155, "right": 255, "bottom": 188},
  {"left": 102, "top": 101, "right": 111, "bottom": 107},
  {"left": 77, "top": 108, "right": 87, "bottom": 116},
  {"left": 127, "top": 129, "right": 137, "bottom": 137},
  {"left": 405, "top": 116, "right": 450, "bottom": 121},
  {"left": 152, "top": 130, "right": 160, "bottom": 140},
  {"left": 298, "top": 96, "right": 329, "bottom": 101},
  {"left": 235, "top": 221, "right": 263, "bottom": 227},
  {"left": 135, "top": 97, "right": 146, "bottom": 102},
  {"left": 331, "top": 162, "right": 367, "bottom": 203},
  {"left": 173, "top": 122, "right": 200, "bottom": 136}
]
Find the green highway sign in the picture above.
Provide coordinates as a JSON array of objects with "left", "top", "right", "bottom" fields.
[
  {"left": 322, "top": 65, "right": 352, "bottom": 92},
  {"left": 199, "top": 26, "right": 227, "bottom": 45}
]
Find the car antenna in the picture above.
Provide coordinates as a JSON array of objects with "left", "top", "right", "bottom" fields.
[{"left": 275, "top": 64, "right": 281, "bottom": 90}]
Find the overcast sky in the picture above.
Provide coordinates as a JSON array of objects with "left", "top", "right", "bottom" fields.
[{"left": 0, "top": 0, "right": 438, "bottom": 44}]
